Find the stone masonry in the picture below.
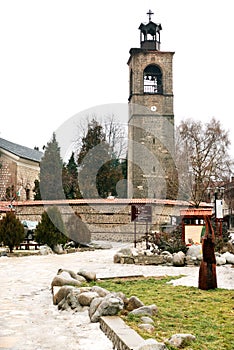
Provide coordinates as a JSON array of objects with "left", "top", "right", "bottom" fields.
[{"left": 2, "top": 199, "right": 211, "bottom": 242}]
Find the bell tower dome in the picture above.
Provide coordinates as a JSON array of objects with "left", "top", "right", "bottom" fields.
[
  {"left": 139, "top": 9, "right": 162, "bottom": 50},
  {"left": 127, "top": 10, "right": 177, "bottom": 199}
]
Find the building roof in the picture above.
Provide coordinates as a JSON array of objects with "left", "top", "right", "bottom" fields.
[
  {"left": 0, "top": 137, "right": 43, "bottom": 162},
  {"left": 1, "top": 198, "right": 212, "bottom": 207}
]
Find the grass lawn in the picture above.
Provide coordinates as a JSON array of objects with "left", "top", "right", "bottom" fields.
[{"left": 92, "top": 276, "right": 234, "bottom": 350}]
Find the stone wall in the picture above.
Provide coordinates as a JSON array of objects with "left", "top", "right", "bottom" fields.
[
  {"left": 0, "top": 157, "right": 16, "bottom": 200},
  {"left": 17, "top": 161, "right": 40, "bottom": 201},
  {"left": 8, "top": 199, "right": 196, "bottom": 242},
  {"left": 0, "top": 153, "right": 40, "bottom": 201}
]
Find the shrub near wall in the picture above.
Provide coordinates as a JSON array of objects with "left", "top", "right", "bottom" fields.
[
  {"left": 35, "top": 207, "right": 67, "bottom": 250},
  {"left": 0, "top": 211, "right": 25, "bottom": 252}
]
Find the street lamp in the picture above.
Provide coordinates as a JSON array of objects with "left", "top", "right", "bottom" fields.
[{"left": 207, "top": 186, "right": 225, "bottom": 236}]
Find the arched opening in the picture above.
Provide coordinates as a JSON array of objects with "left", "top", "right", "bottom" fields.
[
  {"left": 26, "top": 184, "right": 31, "bottom": 200},
  {"left": 143, "top": 64, "right": 163, "bottom": 94},
  {"left": 26, "top": 189, "right": 30, "bottom": 200}
]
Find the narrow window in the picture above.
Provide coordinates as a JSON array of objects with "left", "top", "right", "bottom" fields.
[
  {"left": 130, "top": 69, "right": 133, "bottom": 97},
  {"left": 26, "top": 188, "right": 30, "bottom": 200}
]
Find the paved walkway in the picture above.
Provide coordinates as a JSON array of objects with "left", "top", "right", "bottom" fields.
[{"left": 0, "top": 242, "right": 233, "bottom": 349}]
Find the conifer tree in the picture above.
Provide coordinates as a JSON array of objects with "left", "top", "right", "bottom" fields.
[
  {"left": 34, "top": 206, "right": 67, "bottom": 250},
  {"left": 77, "top": 119, "right": 109, "bottom": 198},
  {"left": 77, "top": 119, "right": 125, "bottom": 198},
  {"left": 97, "top": 158, "right": 124, "bottom": 198},
  {"left": 0, "top": 211, "right": 25, "bottom": 252},
  {"left": 62, "top": 152, "right": 81, "bottom": 199},
  {"left": 39, "top": 133, "right": 64, "bottom": 200}
]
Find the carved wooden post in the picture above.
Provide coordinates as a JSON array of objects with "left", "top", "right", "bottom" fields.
[{"left": 198, "top": 216, "right": 217, "bottom": 290}]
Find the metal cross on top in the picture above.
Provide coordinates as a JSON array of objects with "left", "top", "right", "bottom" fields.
[{"left": 147, "top": 9, "right": 154, "bottom": 22}]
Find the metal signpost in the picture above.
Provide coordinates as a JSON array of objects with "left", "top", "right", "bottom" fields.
[{"left": 131, "top": 204, "right": 152, "bottom": 248}]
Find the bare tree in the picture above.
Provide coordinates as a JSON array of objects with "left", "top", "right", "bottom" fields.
[
  {"left": 175, "top": 117, "right": 233, "bottom": 207},
  {"left": 102, "top": 114, "right": 127, "bottom": 159},
  {"left": 75, "top": 114, "right": 127, "bottom": 160}
]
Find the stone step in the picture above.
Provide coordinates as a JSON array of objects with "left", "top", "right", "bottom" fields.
[{"left": 100, "top": 315, "right": 144, "bottom": 350}]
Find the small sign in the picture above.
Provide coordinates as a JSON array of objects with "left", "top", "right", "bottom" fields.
[
  {"left": 131, "top": 205, "right": 152, "bottom": 222},
  {"left": 216, "top": 200, "right": 223, "bottom": 219}
]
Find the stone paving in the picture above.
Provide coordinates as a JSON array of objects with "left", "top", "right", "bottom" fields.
[{"left": 0, "top": 242, "right": 233, "bottom": 349}]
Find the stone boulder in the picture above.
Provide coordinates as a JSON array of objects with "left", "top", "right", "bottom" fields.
[
  {"left": 91, "top": 285, "right": 110, "bottom": 297},
  {"left": 58, "top": 287, "right": 91, "bottom": 311},
  {"left": 140, "top": 316, "right": 154, "bottom": 324},
  {"left": 129, "top": 304, "right": 158, "bottom": 317},
  {"left": 51, "top": 276, "right": 82, "bottom": 293},
  {"left": 222, "top": 252, "right": 234, "bottom": 264},
  {"left": 136, "top": 338, "right": 168, "bottom": 350},
  {"left": 167, "top": 333, "right": 196, "bottom": 348},
  {"left": 89, "top": 294, "right": 124, "bottom": 323},
  {"left": 77, "top": 269, "right": 96, "bottom": 281},
  {"left": 186, "top": 244, "right": 202, "bottom": 260},
  {"left": 215, "top": 255, "right": 226, "bottom": 265},
  {"left": 66, "top": 289, "right": 86, "bottom": 310},
  {"left": 89, "top": 241, "right": 113, "bottom": 250},
  {"left": 53, "top": 244, "right": 64, "bottom": 254},
  {"left": 126, "top": 295, "right": 144, "bottom": 311},
  {"left": 57, "top": 268, "right": 87, "bottom": 283},
  {"left": 77, "top": 291, "right": 99, "bottom": 306},
  {"left": 0, "top": 249, "right": 8, "bottom": 257},
  {"left": 39, "top": 245, "right": 53, "bottom": 255},
  {"left": 139, "top": 323, "right": 155, "bottom": 333},
  {"left": 173, "top": 251, "right": 185, "bottom": 266},
  {"left": 53, "top": 286, "right": 74, "bottom": 305},
  {"left": 113, "top": 247, "right": 134, "bottom": 263},
  {"left": 161, "top": 251, "right": 173, "bottom": 264},
  {"left": 118, "top": 247, "right": 133, "bottom": 256}
]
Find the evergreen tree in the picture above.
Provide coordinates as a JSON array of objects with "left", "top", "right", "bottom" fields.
[
  {"left": 97, "top": 158, "right": 124, "bottom": 198},
  {"left": 121, "top": 156, "right": 128, "bottom": 180},
  {"left": 39, "top": 133, "right": 64, "bottom": 200},
  {"left": 77, "top": 119, "right": 106, "bottom": 165},
  {"left": 34, "top": 206, "right": 67, "bottom": 250},
  {"left": 62, "top": 152, "right": 81, "bottom": 199},
  {"left": 0, "top": 211, "right": 25, "bottom": 252},
  {"left": 77, "top": 119, "right": 127, "bottom": 198},
  {"left": 77, "top": 119, "right": 110, "bottom": 198}
]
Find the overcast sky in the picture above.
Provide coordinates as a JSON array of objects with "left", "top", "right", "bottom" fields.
[{"left": 0, "top": 0, "right": 233, "bottom": 157}]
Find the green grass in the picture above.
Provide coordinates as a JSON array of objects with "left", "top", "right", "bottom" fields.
[{"left": 91, "top": 276, "right": 234, "bottom": 350}]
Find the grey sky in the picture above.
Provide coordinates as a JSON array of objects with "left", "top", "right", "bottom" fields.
[{"left": 0, "top": 0, "right": 233, "bottom": 156}]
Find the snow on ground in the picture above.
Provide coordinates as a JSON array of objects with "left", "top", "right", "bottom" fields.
[{"left": 0, "top": 242, "right": 233, "bottom": 349}]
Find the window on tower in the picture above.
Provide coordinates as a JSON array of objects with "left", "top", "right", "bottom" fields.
[
  {"left": 130, "top": 69, "right": 133, "bottom": 97},
  {"left": 143, "top": 65, "right": 163, "bottom": 94}
]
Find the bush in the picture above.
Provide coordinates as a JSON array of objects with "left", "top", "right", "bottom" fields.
[
  {"left": 153, "top": 226, "right": 188, "bottom": 254},
  {"left": 213, "top": 221, "right": 231, "bottom": 252},
  {"left": 35, "top": 206, "right": 67, "bottom": 250},
  {"left": 0, "top": 211, "right": 25, "bottom": 252}
]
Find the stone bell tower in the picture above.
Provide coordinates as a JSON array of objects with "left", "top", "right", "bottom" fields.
[{"left": 127, "top": 10, "right": 177, "bottom": 199}]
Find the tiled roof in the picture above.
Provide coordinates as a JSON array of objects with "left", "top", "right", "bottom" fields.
[
  {"left": 0, "top": 137, "right": 43, "bottom": 162},
  {"left": 0, "top": 198, "right": 212, "bottom": 208}
]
